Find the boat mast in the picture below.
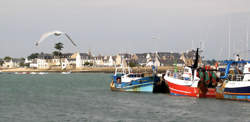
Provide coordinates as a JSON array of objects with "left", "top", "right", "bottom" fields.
[{"left": 247, "top": 17, "right": 249, "bottom": 59}]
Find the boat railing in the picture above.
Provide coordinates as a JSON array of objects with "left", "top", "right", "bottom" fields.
[
  {"left": 228, "top": 74, "right": 244, "bottom": 81},
  {"left": 115, "top": 67, "right": 132, "bottom": 75}
]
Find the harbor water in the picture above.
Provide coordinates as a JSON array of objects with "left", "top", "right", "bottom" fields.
[{"left": 0, "top": 73, "right": 250, "bottom": 122}]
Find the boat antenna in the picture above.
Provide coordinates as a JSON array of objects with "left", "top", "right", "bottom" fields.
[
  {"left": 191, "top": 48, "right": 199, "bottom": 79},
  {"left": 192, "top": 48, "right": 199, "bottom": 69}
]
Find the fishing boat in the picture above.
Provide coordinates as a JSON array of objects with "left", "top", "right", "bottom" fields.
[
  {"left": 164, "top": 48, "right": 217, "bottom": 98},
  {"left": 110, "top": 66, "right": 161, "bottom": 93},
  {"left": 216, "top": 60, "right": 250, "bottom": 101}
]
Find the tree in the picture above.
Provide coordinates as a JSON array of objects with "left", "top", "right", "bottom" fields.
[
  {"left": 55, "top": 42, "right": 64, "bottom": 51},
  {"left": 19, "top": 58, "right": 28, "bottom": 67},
  {"left": 128, "top": 62, "right": 137, "bottom": 67},
  {"left": 84, "top": 62, "right": 90, "bottom": 66},
  {"left": 28, "top": 53, "right": 39, "bottom": 59},
  {"left": 4, "top": 56, "right": 12, "bottom": 62},
  {"left": 0, "top": 60, "right": 4, "bottom": 66},
  {"left": 84, "top": 62, "right": 94, "bottom": 66},
  {"left": 52, "top": 51, "right": 62, "bottom": 57},
  {"left": 54, "top": 42, "right": 64, "bottom": 69},
  {"left": 19, "top": 62, "right": 25, "bottom": 67}
]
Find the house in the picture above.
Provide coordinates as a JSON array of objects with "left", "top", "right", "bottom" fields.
[
  {"left": 24, "top": 58, "right": 32, "bottom": 64},
  {"left": 157, "top": 52, "right": 183, "bottom": 66},
  {"left": 75, "top": 52, "right": 94, "bottom": 68},
  {"left": 36, "top": 53, "right": 53, "bottom": 69},
  {"left": 3, "top": 58, "right": 23, "bottom": 68},
  {"left": 94, "top": 55, "right": 105, "bottom": 66},
  {"left": 145, "top": 52, "right": 161, "bottom": 67},
  {"left": 115, "top": 53, "right": 132, "bottom": 66},
  {"left": 146, "top": 53, "right": 154, "bottom": 66},
  {"left": 60, "top": 53, "right": 74, "bottom": 69},
  {"left": 115, "top": 54, "right": 122, "bottom": 66},
  {"left": 29, "top": 52, "right": 94, "bottom": 69},
  {"left": 29, "top": 59, "right": 38, "bottom": 68},
  {"left": 132, "top": 53, "right": 147, "bottom": 66},
  {"left": 131, "top": 52, "right": 184, "bottom": 66},
  {"left": 179, "top": 49, "right": 201, "bottom": 66},
  {"left": 103, "top": 56, "right": 116, "bottom": 66}
]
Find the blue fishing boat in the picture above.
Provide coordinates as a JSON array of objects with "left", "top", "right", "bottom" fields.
[
  {"left": 216, "top": 60, "right": 250, "bottom": 101},
  {"left": 110, "top": 66, "right": 161, "bottom": 93}
]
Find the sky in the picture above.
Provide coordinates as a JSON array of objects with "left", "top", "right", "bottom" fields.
[{"left": 0, "top": 0, "right": 250, "bottom": 60}]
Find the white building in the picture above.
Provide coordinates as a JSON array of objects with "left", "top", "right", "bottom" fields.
[
  {"left": 74, "top": 52, "right": 94, "bottom": 68},
  {"left": 37, "top": 59, "right": 49, "bottom": 69},
  {"left": 145, "top": 53, "right": 161, "bottom": 67},
  {"left": 36, "top": 53, "right": 53, "bottom": 69},
  {"left": 76, "top": 52, "right": 82, "bottom": 68},
  {"left": 103, "top": 56, "right": 115, "bottom": 66},
  {"left": 3, "top": 59, "right": 21, "bottom": 68},
  {"left": 29, "top": 59, "right": 38, "bottom": 68}
]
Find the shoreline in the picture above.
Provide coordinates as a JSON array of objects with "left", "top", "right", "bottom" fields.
[{"left": 0, "top": 66, "right": 181, "bottom": 73}]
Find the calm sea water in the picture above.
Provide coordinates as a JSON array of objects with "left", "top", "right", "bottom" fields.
[{"left": 0, "top": 73, "right": 250, "bottom": 122}]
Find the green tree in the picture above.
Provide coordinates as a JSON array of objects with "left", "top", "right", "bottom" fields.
[
  {"left": 54, "top": 42, "right": 64, "bottom": 68},
  {"left": 52, "top": 51, "right": 62, "bottom": 57},
  {"left": 19, "top": 58, "right": 27, "bottom": 67},
  {"left": 128, "top": 62, "right": 137, "bottom": 67},
  {"left": 19, "top": 62, "right": 25, "bottom": 67},
  {"left": 28, "top": 53, "right": 39, "bottom": 59},
  {"left": 55, "top": 42, "right": 64, "bottom": 52},
  {"left": 0, "top": 60, "right": 4, "bottom": 66},
  {"left": 4, "top": 56, "right": 12, "bottom": 62},
  {"left": 84, "top": 62, "right": 90, "bottom": 66},
  {"left": 84, "top": 62, "right": 93, "bottom": 66}
]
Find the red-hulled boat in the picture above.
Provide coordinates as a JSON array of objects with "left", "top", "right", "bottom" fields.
[
  {"left": 165, "top": 67, "right": 216, "bottom": 98},
  {"left": 164, "top": 48, "right": 217, "bottom": 98}
]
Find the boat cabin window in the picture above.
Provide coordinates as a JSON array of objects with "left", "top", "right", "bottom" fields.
[
  {"left": 184, "top": 68, "right": 190, "bottom": 73},
  {"left": 128, "top": 74, "right": 143, "bottom": 78}
]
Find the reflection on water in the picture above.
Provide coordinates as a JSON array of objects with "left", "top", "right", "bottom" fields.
[{"left": 0, "top": 73, "right": 250, "bottom": 122}]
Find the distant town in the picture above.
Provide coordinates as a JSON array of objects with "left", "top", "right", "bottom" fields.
[{"left": 0, "top": 49, "right": 218, "bottom": 70}]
